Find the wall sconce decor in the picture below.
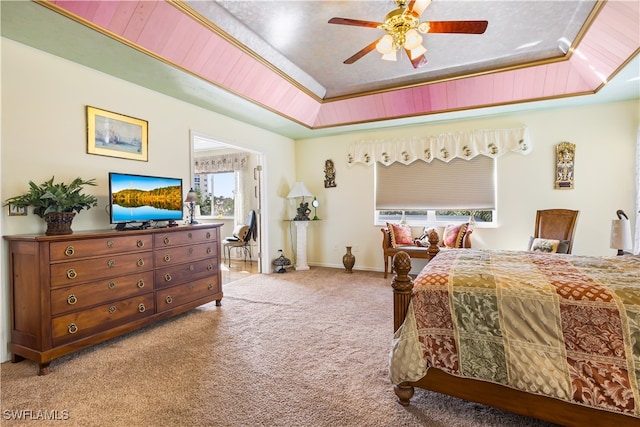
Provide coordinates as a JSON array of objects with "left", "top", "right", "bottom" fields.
[
  {"left": 555, "top": 142, "right": 575, "bottom": 189},
  {"left": 324, "top": 159, "right": 336, "bottom": 188}
]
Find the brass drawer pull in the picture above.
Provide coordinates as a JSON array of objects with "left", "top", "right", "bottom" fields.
[
  {"left": 137, "top": 258, "right": 144, "bottom": 267},
  {"left": 188, "top": 232, "right": 193, "bottom": 239},
  {"left": 163, "top": 237, "right": 170, "bottom": 245},
  {"left": 188, "top": 248, "right": 193, "bottom": 255},
  {"left": 206, "top": 247, "right": 212, "bottom": 254},
  {"left": 206, "top": 232, "right": 211, "bottom": 239},
  {"left": 138, "top": 303, "right": 146, "bottom": 313},
  {"left": 164, "top": 273, "right": 172, "bottom": 282},
  {"left": 68, "top": 323, "right": 78, "bottom": 334},
  {"left": 164, "top": 254, "right": 171, "bottom": 262},
  {"left": 108, "top": 305, "right": 116, "bottom": 314},
  {"left": 208, "top": 283, "right": 213, "bottom": 290},
  {"left": 189, "top": 283, "right": 195, "bottom": 291},
  {"left": 137, "top": 279, "right": 145, "bottom": 288},
  {"left": 107, "top": 259, "right": 116, "bottom": 268},
  {"left": 64, "top": 246, "right": 75, "bottom": 256},
  {"left": 108, "top": 281, "right": 115, "bottom": 290},
  {"left": 66, "top": 269, "right": 77, "bottom": 279},
  {"left": 107, "top": 240, "right": 114, "bottom": 248},
  {"left": 207, "top": 264, "right": 213, "bottom": 271},
  {"left": 137, "top": 240, "right": 144, "bottom": 248},
  {"left": 67, "top": 294, "right": 77, "bottom": 305},
  {"left": 165, "top": 296, "right": 173, "bottom": 304},
  {"left": 189, "top": 264, "right": 195, "bottom": 272}
]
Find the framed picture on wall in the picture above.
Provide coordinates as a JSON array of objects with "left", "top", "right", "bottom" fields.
[{"left": 86, "top": 106, "right": 148, "bottom": 161}]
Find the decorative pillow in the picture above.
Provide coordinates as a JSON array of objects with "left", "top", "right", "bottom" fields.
[
  {"left": 527, "top": 237, "right": 570, "bottom": 254},
  {"left": 387, "top": 223, "right": 414, "bottom": 248},
  {"left": 530, "top": 238, "right": 560, "bottom": 253},
  {"left": 442, "top": 223, "right": 468, "bottom": 248}
]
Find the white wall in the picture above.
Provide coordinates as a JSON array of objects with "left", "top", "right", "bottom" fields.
[
  {"left": 296, "top": 100, "right": 638, "bottom": 271},
  {"left": 0, "top": 38, "right": 296, "bottom": 362}
]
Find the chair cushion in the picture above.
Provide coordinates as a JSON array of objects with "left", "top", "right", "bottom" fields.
[
  {"left": 387, "top": 223, "right": 413, "bottom": 248},
  {"left": 443, "top": 223, "right": 469, "bottom": 248}
]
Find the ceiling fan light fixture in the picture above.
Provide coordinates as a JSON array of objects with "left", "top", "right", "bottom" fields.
[
  {"left": 376, "top": 34, "right": 395, "bottom": 54},
  {"left": 404, "top": 29, "right": 422, "bottom": 49},
  {"left": 410, "top": 45, "right": 427, "bottom": 60},
  {"left": 418, "top": 22, "right": 431, "bottom": 34},
  {"left": 381, "top": 50, "right": 398, "bottom": 61}
]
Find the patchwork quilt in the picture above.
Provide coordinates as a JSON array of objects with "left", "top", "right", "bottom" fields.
[{"left": 390, "top": 249, "right": 640, "bottom": 418}]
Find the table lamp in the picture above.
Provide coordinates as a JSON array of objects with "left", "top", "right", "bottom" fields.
[
  {"left": 184, "top": 188, "right": 199, "bottom": 225},
  {"left": 610, "top": 209, "right": 632, "bottom": 256},
  {"left": 287, "top": 182, "right": 313, "bottom": 221}
]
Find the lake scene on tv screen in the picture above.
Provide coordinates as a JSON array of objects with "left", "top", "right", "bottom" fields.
[{"left": 111, "top": 174, "right": 182, "bottom": 222}]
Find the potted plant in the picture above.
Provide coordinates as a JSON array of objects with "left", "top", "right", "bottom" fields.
[{"left": 4, "top": 176, "right": 98, "bottom": 235}]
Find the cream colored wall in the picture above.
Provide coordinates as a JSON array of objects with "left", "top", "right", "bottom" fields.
[
  {"left": 296, "top": 100, "right": 638, "bottom": 271},
  {"left": 0, "top": 39, "right": 296, "bottom": 362}
]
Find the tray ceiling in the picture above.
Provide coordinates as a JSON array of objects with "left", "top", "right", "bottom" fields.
[{"left": 2, "top": 0, "right": 639, "bottom": 139}]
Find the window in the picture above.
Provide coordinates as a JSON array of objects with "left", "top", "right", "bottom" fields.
[
  {"left": 375, "top": 156, "right": 496, "bottom": 225},
  {"left": 194, "top": 172, "right": 235, "bottom": 217}
]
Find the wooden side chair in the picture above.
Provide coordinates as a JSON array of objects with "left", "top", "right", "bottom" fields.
[{"left": 532, "top": 209, "right": 579, "bottom": 254}]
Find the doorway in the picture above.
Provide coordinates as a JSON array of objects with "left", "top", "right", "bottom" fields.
[{"left": 190, "top": 131, "right": 266, "bottom": 274}]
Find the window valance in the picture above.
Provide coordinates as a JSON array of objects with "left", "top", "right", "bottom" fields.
[
  {"left": 194, "top": 153, "right": 248, "bottom": 173},
  {"left": 347, "top": 126, "right": 531, "bottom": 166}
]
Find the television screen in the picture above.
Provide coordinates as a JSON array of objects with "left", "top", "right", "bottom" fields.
[{"left": 109, "top": 172, "right": 183, "bottom": 228}]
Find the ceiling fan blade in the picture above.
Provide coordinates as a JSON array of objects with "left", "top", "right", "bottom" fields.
[
  {"left": 328, "top": 17, "right": 381, "bottom": 28},
  {"left": 407, "top": 0, "right": 432, "bottom": 17},
  {"left": 344, "top": 40, "right": 379, "bottom": 64},
  {"left": 425, "top": 21, "right": 488, "bottom": 34},
  {"left": 405, "top": 49, "right": 428, "bottom": 69}
]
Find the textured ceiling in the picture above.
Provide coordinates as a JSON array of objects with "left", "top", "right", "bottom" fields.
[
  {"left": 2, "top": 0, "right": 639, "bottom": 140},
  {"left": 200, "top": 0, "right": 598, "bottom": 98}
]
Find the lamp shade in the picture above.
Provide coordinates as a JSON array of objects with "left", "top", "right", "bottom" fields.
[
  {"left": 610, "top": 218, "right": 632, "bottom": 250},
  {"left": 287, "top": 182, "right": 313, "bottom": 199},
  {"left": 184, "top": 188, "right": 198, "bottom": 203}
]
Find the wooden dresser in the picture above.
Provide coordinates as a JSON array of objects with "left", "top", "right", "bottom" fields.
[{"left": 4, "top": 224, "right": 222, "bottom": 375}]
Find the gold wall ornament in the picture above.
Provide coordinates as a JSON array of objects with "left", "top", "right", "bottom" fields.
[
  {"left": 555, "top": 142, "right": 575, "bottom": 189},
  {"left": 324, "top": 159, "right": 336, "bottom": 188}
]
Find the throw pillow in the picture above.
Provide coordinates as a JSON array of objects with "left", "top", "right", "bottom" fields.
[
  {"left": 530, "top": 238, "right": 560, "bottom": 253},
  {"left": 527, "top": 237, "right": 570, "bottom": 253},
  {"left": 442, "top": 223, "right": 468, "bottom": 248},
  {"left": 387, "top": 223, "right": 413, "bottom": 248}
]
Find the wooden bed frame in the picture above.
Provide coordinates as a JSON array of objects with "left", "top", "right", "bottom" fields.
[{"left": 391, "top": 249, "right": 639, "bottom": 427}]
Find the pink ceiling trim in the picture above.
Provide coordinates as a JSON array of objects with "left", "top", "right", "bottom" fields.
[{"left": 46, "top": 0, "right": 638, "bottom": 130}]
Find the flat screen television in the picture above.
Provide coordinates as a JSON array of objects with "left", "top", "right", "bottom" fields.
[{"left": 109, "top": 172, "right": 183, "bottom": 230}]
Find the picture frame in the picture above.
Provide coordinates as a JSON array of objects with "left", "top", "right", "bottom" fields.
[
  {"left": 8, "top": 203, "right": 27, "bottom": 216},
  {"left": 86, "top": 106, "right": 148, "bottom": 161}
]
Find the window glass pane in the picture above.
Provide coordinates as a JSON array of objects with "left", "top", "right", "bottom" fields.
[{"left": 194, "top": 172, "right": 235, "bottom": 216}]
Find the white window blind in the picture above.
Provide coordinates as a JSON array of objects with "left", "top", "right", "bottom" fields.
[{"left": 375, "top": 156, "right": 496, "bottom": 210}]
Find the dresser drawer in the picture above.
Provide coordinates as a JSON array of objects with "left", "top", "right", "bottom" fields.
[
  {"left": 156, "top": 277, "right": 220, "bottom": 312},
  {"left": 51, "top": 292, "right": 154, "bottom": 345},
  {"left": 154, "top": 258, "right": 217, "bottom": 289},
  {"left": 154, "top": 242, "right": 217, "bottom": 266},
  {"left": 51, "top": 271, "right": 154, "bottom": 316},
  {"left": 154, "top": 228, "right": 217, "bottom": 248},
  {"left": 50, "top": 251, "right": 153, "bottom": 288},
  {"left": 49, "top": 235, "right": 153, "bottom": 261}
]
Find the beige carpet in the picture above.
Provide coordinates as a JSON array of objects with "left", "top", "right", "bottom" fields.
[{"left": 1, "top": 268, "right": 556, "bottom": 427}]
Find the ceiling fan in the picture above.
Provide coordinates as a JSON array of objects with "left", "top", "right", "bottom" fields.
[{"left": 328, "top": 0, "right": 488, "bottom": 68}]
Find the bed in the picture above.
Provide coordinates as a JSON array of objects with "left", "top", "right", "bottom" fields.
[{"left": 389, "top": 247, "right": 640, "bottom": 426}]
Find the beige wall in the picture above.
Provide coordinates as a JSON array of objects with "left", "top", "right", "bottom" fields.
[
  {"left": 296, "top": 101, "right": 638, "bottom": 271},
  {"left": 1, "top": 37, "right": 638, "bottom": 364},
  {"left": 0, "top": 39, "right": 296, "bottom": 362}
]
